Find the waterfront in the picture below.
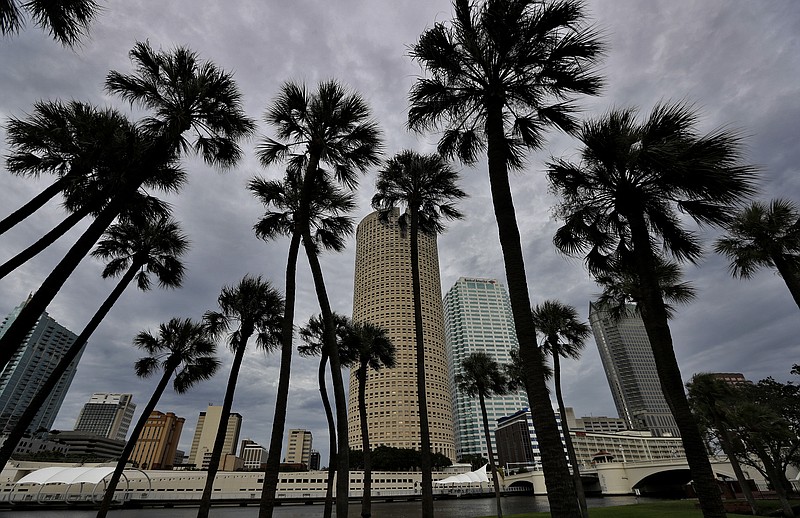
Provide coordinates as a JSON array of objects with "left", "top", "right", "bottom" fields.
[{"left": 2, "top": 495, "right": 660, "bottom": 517}]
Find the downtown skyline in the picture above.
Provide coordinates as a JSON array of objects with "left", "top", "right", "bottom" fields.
[{"left": 0, "top": 0, "right": 798, "bottom": 464}]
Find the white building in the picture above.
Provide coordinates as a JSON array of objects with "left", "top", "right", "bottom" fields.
[
  {"left": 73, "top": 393, "right": 136, "bottom": 441},
  {"left": 0, "top": 298, "right": 82, "bottom": 436},
  {"left": 443, "top": 277, "right": 528, "bottom": 461},
  {"left": 239, "top": 438, "right": 267, "bottom": 470}
]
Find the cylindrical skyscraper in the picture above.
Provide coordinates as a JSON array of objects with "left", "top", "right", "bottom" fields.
[{"left": 348, "top": 210, "right": 455, "bottom": 460}]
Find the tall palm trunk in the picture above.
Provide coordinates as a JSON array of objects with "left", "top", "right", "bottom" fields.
[
  {"left": 259, "top": 232, "right": 301, "bottom": 518},
  {"left": 0, "top": 182, "right": 138, "bottom": 369},
  {"left": 478, "top": 391, "right": 503, "bottom": 518},
  {"left": 717, "top": 428, "right": 757, "bottom": 515},
  {"left": 485, "top": 104, "right": 578, "bottom": 516},
  {"left": 0, "top": 177, "right": 68, "bottom": 235},
  {"left": 97, "top": 364, "right": 174, "bottom": 518},
  {"left": 357, "top": 362, "right": 372, "bottom": 518},
  {"left": 628, "top": 214, "right": 726, "bottom": 518},
  {"left": 0, "top": 208, "right": 89, "bottom": 280},
  {"left": 198, "top": 333, "right": 249, "bottom": 518},
  {"left": 0, "top": 262, "right": 139, "bottom": 472},
  {"left": 302, "top": 231, "right": 350, "bottom": 518},
  {"left": 552, "top": 354, "right": 588, "bottom": 518},
  {"left": 771, "top": 254, "right": 800, "bottom": 310},
  {"left": 409, "top": 209, "right": 434, "bottom": 518},
  {"left": 318, "top": 351, "right": 337, "bottom": 518}
]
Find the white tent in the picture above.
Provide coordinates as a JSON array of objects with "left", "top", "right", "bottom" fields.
[
  {"left": 13, "top": 466, "right": 150, "bottom": 503},
  {"left": 433, "top": 464, "right": 490, "bottom": 485}
]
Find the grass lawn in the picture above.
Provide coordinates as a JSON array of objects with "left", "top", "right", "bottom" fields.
[{"left": 495, "top": 500, "right": 704, "bottom": 518}]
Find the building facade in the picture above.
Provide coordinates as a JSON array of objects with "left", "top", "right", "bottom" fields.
[
  {"left": 239, "top": 439, "right": 267, "bottom": 470},
  {"left": 0, "top": 299, "right": 82, "bottom": 435},
  {"left": 73, "top": 393, "right": 136, "bottom": 441},
  {"left": 443, "top": 277, "right": 528, "bottom": 461},
  {"left": 495, "top": 407, "right": 568, "bottom": 470},
  {"left": 284, "top": 429, "right": 312, "bottom": 466},
  {"left": 588, "top": 302, "right": 679, "bottom": 437},
  {"left": 188, "top": 405, "right": 241, "bottom": 468},
  {"left": 347, "top": 210, "right": 455, "bottom": 460},
  {"left": 574, "top": 415, "right": 629, "bottom": 434},
  {"left": 129, "top": 411, "right": 184, "bottom": 470}
]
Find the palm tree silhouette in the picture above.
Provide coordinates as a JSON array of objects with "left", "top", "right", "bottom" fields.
[
  {"left": 0, "top": 213, "right": 188, "bottom": 472},
  {"left": 96, "top": 318, "right": 219, "bottom": 518},
  {"left": 548, "top": 102, "right": 758, "bottom": 517},
  {"left": 372, "top": 149, "right": 465, "bottom": 517},
  {"left": 716, "top": 199, "right": 800, "bottom": 310},
  {"left": 0, "top": 0, "right": 99, "bottom": 46},
  {"left": 408, "top": 2, "right": 604, "bottom": 513}
]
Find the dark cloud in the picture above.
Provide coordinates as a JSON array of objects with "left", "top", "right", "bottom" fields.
[{"left": 1, "top": 0, "right": 799, "bottom": 464}]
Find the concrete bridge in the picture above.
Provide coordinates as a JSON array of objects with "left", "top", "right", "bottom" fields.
[{"left": 503, "top": 457, "right": 761, "bottom": 496}]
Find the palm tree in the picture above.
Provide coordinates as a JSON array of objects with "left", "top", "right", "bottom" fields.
[
  {"left": 372, "top": 149, "right": 465, "bottom": 517},
  {"left": 716, "top": 199, "right": 800, "bottom": 310},
  {"left": 298, "top": 312, "right": 351, "bottom": 518},
  {"left": 408, "top": 2, "right": 604, "bottom": 514},
  {"left": 256, "top": 79, "right": 382, "bottom": 518},
  {"left": 0, "top": 42, "right": 254, "bottom": 375},
  {"left": 96, "top": 318, "right": 219, "bottom": 518},
  {"left": 687, "top": 374, "right": 758, "bottom": 515},
  {"left": 548, "top": 102, "right": 758, "bottom": 518},
  {"left": 0, "top": 0, "right": 99, "bottom": 46},
  {"left": 531, "top": 300, "right": 591, "bottom": 518},
  {"left": 340, "top": 321, "right": 396, "bottom": 518},
  {"left": 455, "top": 352, "right": 511, "bottom": 518},
  {"left": 0, "top": 213, "right": 188, "bottom": 473},
  {"left": 197, "top": 276, "right": 284, "bottom": 518}
]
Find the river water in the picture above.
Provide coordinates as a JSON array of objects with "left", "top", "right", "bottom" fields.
[{"left": 5, "top": 495, "right": 660, "bottom": 517}]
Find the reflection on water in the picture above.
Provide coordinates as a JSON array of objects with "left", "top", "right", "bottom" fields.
[{"left": 4, "top": 495, "right": 665, "bottom": 518}]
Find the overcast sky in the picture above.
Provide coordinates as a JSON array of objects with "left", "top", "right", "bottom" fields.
[{"left": 1, "top": 1, "right": 798, "bottom": 464}]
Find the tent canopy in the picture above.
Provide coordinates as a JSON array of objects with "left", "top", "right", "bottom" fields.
[
  {"left": 433, "top": 464, "right": 490, "bottom": 485},
  {"left": 15, "top": 467, "right": 140, "bottom": 486}
]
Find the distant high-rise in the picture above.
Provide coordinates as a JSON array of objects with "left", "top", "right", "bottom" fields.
[
  {"left": 188, "top": 405, "right": 242, "bottom": 468},
  {"left": 239, "top": 438, "right": 267, "bottom": 470},
  {"left": 347, "top": 210, "right": 455, "bottom": 460},
  {"left": 130, "top": 411, "right": 184, "bottom": 470},
  {"left": 443, "top": 277, "right": 528, "bottom": 461},
  {"left": 588, "top": 302, "right": 679, "bottom": 437},
  {"left": 0, "top": 299, "right": 82, "bottom": 435},
  {"left": 285, "top": 429, "right": 312, "bottom": 466},
  {"left": 74, "top": 393, "right": 136, "bottom": 441}
]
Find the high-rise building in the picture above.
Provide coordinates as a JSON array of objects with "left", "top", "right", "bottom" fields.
[
  {"left": 709, "top": 372, "right": 749, "bottom": 387},
  {"left": 443, "top": 277, "right": 528, "bottom": 461},
  {"left": 347, "top": 210, "right": 455, "bottom": 460},
  {"left": 74, "top": 393, "right": 136, "bottom": 441},
  {"left": 188, "top": 405, "right": 241, "bottom": 468},
  {"left": 239, "top": 438, "right": 267, "bottom": 470},
  {"left": 0, "top": 299, "right": 82, "bottom": 436},
  {"left": 588, "top": 302, "right": 679, "bottom": 437},
  {"left": 129, "top": 411, "right": 184, "bottom": 470},
  {"left": 495, "top": 407, "right": 569, "bottom": 470},
  {"left": 285, "top": 429, "right": 312, "bottom": 467},
  {"left": 309, "top": 449, "right": 321, "bottom": 471}
]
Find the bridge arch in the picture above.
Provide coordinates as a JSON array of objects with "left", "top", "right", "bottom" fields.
[
  {"left": 632, "top": 468, "right": 692, "bottom": 498},
  {"left": 508, "top": 480, "right": 533, "bottom": 492}
]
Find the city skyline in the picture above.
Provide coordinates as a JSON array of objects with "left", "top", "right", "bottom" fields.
[{"left": 0, "top": 0, "right": 798, "bottom": 465}]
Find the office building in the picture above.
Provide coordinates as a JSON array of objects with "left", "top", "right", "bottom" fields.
[
  {"left": 188, "top": 405, "right": 241, "bottom": 468},
  {"left": 74, "top": 393, "right": 136, "bottom": 441},
  {"left": 285, "top": 429, "right": 312, "bottom": 467},
  {"left": 710, "top": 372, "right": 749, "bottom": 387},
  {"left": 309, "top": 449, "right": 321, "bottom": 470},
  {"left": 443, "top": 277, "right": 529, "bottom": 461},
  {"left": 495, "top": 407, "right": 569, "bottom": 470},
  {"left": 239, "top": 438, "right": 267, "bottom": 470},
  {"left": 50, "top": 430, "right": 126, "bottom": 459},
  {"left": 0, "top": 299, "right": 82, "bottom": 435},
  {"left": 347, "top": 210, "right": 455, "bottom": 460},
  {"left": 588, "top": 302, "right": 680, "bottom": 437},
  {"left": 574, "top": 415, "right": 628, "bottom": 434},
  {"left": 130, "top": 411, "right": 184, "bottom": 470}
]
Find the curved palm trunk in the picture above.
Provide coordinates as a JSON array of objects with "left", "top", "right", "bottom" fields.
[
  {"left": 197, "top": 334, "right": 249, "bottom": 518},
  {"left": 772, "top": 255, "right": 800, "bottom": 311},
  {"left": 318, "top": 352, "right": 337, "bottom": 518},
  {"left": 302, "top": 231, "right": 350, "bottom": 518},
  {"left": 0, "top": 208, "right": 89, "bottom": 280},
  {"left": 0, "top": 177, "right": 68, "bottom": 236},
  {"left": 357, "top": 362, "right": 372, "bottom": 518},
  {"left": 552, "top": 354, "right": 588, "bottom": 518},
  {"left": 484, "top": 105, "right": 578, "bottom": 516},
  {"left": 97, "top": 365, "right": 174, "bottom": 518},
  {"left": 479, "top": 392, "right": 503, "bottom": 518},
  {"left": 753, "top": 443, "right": 794, "bottom": 517},
  {"left": 409, "top": 209, "right": 435, "bottom": 518},
  {"left": 717, "top": 428, "right": 757, "bottom": 515},
  {"left": 628, "top": 215, "right": 726, "bottom": 518},
  {"left": 0, "top": 262, "right": 139, "bottom": 472},
  {"left": 0, "top": 183, "right": 137, "bottom": 370},
  {"left": 259, "top": 232, "right": 301, "bottom": 518}
]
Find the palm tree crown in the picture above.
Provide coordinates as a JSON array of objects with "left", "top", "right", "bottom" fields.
[
  {"left": 298, "top": 312, "right": 351, "bottom": 358},
  {"left": 456, "top": 351, "right": 510, "bottom": 400},
  {"left": 409, "top": 0, "right": 604, "bottom": 166},
  {"left": 372, "top": 150, "right": 466, "bottom": 233},
  {"left": 0, "top": 0, "right": 99, "bottom": 46},
  {"left": 532, "top": 300, "right": 589, "bottom": 361}
]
